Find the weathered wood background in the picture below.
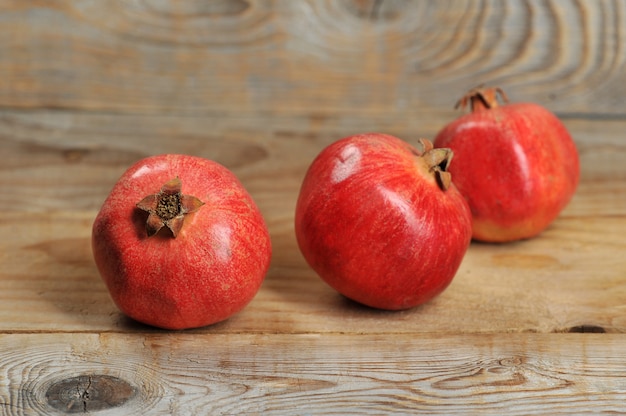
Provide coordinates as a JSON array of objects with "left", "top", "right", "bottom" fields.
[{"left": 1, "top": 1, "right": 626, "bottom": 414}]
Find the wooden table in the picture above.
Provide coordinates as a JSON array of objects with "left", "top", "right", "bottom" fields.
[{"left": 2, "top": 1, "right": 625, "bottom": 414}]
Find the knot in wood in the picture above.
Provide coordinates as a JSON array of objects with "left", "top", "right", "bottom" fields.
[{"left": 46, "top": 375, "right": 137, "bottom": 413}]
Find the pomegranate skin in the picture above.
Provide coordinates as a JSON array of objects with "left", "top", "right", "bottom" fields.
[
  {"left": 434, "top": 96, "right": 580, "bottom": 242},
  {"left": 295, "top": 133, "right": 472, "bottom": 310},
  {"left": 92, "top": 154, "right": 271, "bottom": 330}
]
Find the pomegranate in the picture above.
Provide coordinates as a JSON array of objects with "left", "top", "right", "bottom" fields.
[
  {"left": 295, "top": 133, "right": 472, "bottom": 310},
  {"left": 92, "top": 154, "right": 271, "bottom": 329},
  {"left": 433, "top": 86, "right": 580, "bottom": 242}
]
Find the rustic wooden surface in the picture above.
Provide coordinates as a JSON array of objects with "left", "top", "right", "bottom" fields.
[{"left": 1, "top": 1, "right": 626, "bottom": 414}]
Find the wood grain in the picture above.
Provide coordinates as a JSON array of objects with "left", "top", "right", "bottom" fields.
[
  {"left": 2, "top": 1, "right": 626, "bottom": 414},
  {"left": 2, "top": 333, "right": 626, "bottom": 415},
  {"left": 1, "top": 110, "right": 625, "bottom": 215},
  {"left": 0, "top": 1, "right": 625, "bottom": 115},
  {"left": 1, "top": 208, "right": 624, "bottom": 335}
]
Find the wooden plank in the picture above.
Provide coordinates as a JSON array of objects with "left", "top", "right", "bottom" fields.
[
  {"left": 1, "top": 209, "right": 624, "bottom": 334},
  {"left": 2, "top": 333, "right": 626, "bottom": 415},
  {"left": 1, "top": 110, "right": 625, "bottom": 216},
  {"left": 0, "top": 111, "right": 624, "bottom": 334},
  {"left": 0, "top": 1, "right": 625, "bottom": 115}
]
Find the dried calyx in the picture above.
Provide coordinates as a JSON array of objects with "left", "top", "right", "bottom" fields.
[
  {"left": 417, "top": 138, "right": 453, "bottom": 191},
  {"left": 455, "top": 85, "right": 509, "bottom": 112},
  {"left": 136, "top": 177, "right": 204, "bottom": 237}
]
